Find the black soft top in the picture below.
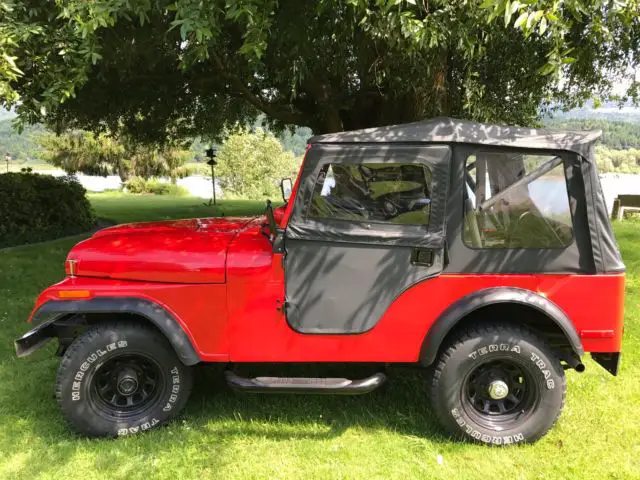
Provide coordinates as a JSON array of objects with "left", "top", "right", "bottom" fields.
[{"left": 310, "top": 117, "right": 601, "bottom": 159}]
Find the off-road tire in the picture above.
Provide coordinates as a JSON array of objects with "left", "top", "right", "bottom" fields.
[
  {"left": 55, "top": 321, "right": 193, "bottom": 438},
  {"left": 429, "top": 323, "right": 566, "bottom": 445}
]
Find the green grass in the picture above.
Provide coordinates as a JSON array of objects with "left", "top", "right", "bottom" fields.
[
  {"left": 6, "top": 162, "right": 61, "bottom": 172},
  {"left": 0, "top": 193, "right": 638, "bottom": 479},
  {"left": 88, "top": 192, "right": 267, "bottom": 224}
]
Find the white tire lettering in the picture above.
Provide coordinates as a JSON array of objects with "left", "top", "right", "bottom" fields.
[
  {"left": 117, "top": 418, "right": 160, "bottom": 436},
  {"left": 469, "top": 343, "right": 521, "bottom": 360},
  {"left": 529, "top": 352, "right": 555, "bottom": 389},
  {"left": 70, "top": 340, "right": 130, "bottom": 401}
]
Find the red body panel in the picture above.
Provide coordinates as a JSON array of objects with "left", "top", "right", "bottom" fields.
[
  {"left": 30, "top": 277, "right": 230, "bottom": 361},
  {"left": 67, "top": 217, "right": 256, "bottom": 284}
]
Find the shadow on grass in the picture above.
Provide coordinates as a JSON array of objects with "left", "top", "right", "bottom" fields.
[
  {"left": 0, "top": 356, "right": 451, "bottom": 477},
  {"left": 183, "top": 364, "right": 448, "bottom": 441}
]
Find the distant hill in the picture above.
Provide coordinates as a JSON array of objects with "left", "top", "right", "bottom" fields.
[
  {"left": 544, "top": 102, "right": 640, "bottom": 123},
  {"left": 0, "top": 119, "right": 44, "bottom": 161},
  {"left": 544, "top": 118, "right": 640, "bottom": 149}
]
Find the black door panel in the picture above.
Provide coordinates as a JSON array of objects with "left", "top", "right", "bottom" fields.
[
  {"left": 285, "top": 144, "right": 451, "bottom": 334},
  {"left": 285, "top": 241, "right": 444, "bottom": 334}
]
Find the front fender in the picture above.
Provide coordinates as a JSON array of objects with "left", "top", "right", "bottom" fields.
[
  {"left": 419, "top": 287, "right": 584, "bottom": 366},
  {"left": 15, "top": 297, "right": 201, "bottom": 365}
]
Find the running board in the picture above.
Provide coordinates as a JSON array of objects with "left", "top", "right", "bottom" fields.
[{"left": 225, "top": 371, "right": 387, "bottom": 395}]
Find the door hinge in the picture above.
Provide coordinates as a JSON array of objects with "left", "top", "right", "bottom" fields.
[{"left": 276, "top": 299, "right": 288, "bottom": 313}]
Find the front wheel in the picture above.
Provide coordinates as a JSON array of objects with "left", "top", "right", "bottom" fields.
[
  {"left": 429, "top": 324, "right": 566, "bottom": 445},
  {"left": 55, "top": 321, "right": 193, "bottom": 438}
]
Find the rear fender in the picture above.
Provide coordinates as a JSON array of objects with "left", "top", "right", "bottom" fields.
[
  {"left": 420, "top": 287, "right": 584, "bottom": 366},
  {"left": 15, "top": 297, "right": 201, "bottom": 365}
]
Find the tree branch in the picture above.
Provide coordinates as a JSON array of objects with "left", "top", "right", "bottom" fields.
[{"left": 210, "top": 53, "right": 307, "bottom": 126}]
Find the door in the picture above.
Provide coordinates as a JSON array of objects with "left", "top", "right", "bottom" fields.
[{"left": 284, "top": 143, "right": 451, "bottom": 334}]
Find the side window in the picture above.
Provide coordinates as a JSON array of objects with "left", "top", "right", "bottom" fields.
[
  {"left": 308, "top": 163, "right": 432, "bottom": 225},
  {"left": 463, "top": 152, "right": 573, "bottom": 248}
]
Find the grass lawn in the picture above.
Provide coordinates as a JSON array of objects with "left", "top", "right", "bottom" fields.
[
  {"left": 0, "top": 193, "right": 638, "bottom": 479},
  {"left": 88, "top": 191, "right": 267, "bottom": 224}
]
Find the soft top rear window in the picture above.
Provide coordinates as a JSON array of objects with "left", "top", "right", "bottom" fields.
[{"left": 463, "top": 152, "right": 573, "bottom": 249}]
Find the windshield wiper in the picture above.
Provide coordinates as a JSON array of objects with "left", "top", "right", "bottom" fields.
[{"left": 265, "top": 199, "right": 278, "bottom": 243}]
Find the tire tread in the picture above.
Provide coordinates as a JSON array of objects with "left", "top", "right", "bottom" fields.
[
  {"left": 429, "top": 322, "right": 567, "bottom": 443},
  {"left": 55, "top": 320, "right": 193, "bottom": 437}
]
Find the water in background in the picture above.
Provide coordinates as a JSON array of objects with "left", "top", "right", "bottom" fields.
[
  {"left": 599, "top": 173, "right": 640, "bottom": 214},
  {"left": 38, "top": 170, "right": 220, "bottom": 199}
]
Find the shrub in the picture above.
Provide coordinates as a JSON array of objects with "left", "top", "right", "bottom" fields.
[
  {"left": 0, "top": 172, "right": 96, "bottom": 248},
  {"left": 174, "top": 163, "right": 211, "bottom": 178},
  {"left": 145, "top": 179, "right": 188, "bottom": 196},
  {"left": 124, "top": 176, "right": 147, "bottom": 194},
  {"left": 124, "top": 177, "right": 188, "bottom": 196}
]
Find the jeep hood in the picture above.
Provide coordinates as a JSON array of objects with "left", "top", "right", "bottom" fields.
[{"left": 68, "top": 217, "right": 259, "bottom": 283}]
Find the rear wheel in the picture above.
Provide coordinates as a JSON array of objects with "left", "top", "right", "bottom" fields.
[
  {"left": 55, "top": 321, "right": 193, "bottom": 438},
  {"left": 429, "top": 324, "right": 565, "bottom": 445}
]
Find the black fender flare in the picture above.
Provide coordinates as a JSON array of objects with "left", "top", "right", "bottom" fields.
[
  {"left": 22, "top": 297, "right": 201, "bottom": 365},
  {"left": 419, "top": 287, "right": 584, "bottom": 366}
]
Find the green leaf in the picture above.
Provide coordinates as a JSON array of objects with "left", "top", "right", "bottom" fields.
[
  {"left": 538, "top": 62, "right": 556, "bottom": 75},
  {"left": 538, "top": 16, "right": 547, "bottom": 35},
  {"left": 514, "top": 12, "right": 528, "bottom": 28},
  {"left": 562, "top": 57, "right": 577, "bottom": 64},
  {"left": 504, "top": 0, "right": 512, "bottom": 27}
]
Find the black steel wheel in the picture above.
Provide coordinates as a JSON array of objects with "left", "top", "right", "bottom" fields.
[
  {"left": 463, "top": 358, "right": 540, "bottom": 429},
  {"left": 91, "top": 354, "right": 163, "bottom": 417},
  {"left": 429, "top": 323, "right": 566, "bottom": 445},
  {"left": 55, "top": 321, "right": 193, "bottom": 438}
]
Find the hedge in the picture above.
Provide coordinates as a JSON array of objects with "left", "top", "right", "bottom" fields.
[{"left": 0, "top": 172, "right": 96, "bottom": 248}]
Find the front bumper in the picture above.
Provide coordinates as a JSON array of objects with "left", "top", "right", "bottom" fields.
[{"left": 14, "top": 317, "right": 59, "bottom": 358}]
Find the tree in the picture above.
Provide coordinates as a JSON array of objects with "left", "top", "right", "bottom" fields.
[
  {"left": 37, "top": 131, "right": 192, "bottom": 181},
  {"left": 216, "top": 129, "right": 299, "bottom": 199},
  {"left": 1, "top": 1, "right": 638, "bottom": 141},
  {"left": 37, "top": 131, "right": 129, "bottom": 180}
]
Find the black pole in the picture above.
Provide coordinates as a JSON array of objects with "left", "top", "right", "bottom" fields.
[
  {"left": 211, "top": 163, "right": 216, "bottom": 206},
  {"left": 205, "top": 147, "right": 218, "bottom": 207}
]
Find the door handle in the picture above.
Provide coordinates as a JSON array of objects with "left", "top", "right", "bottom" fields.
[{"left": 411, "top": 248, "right": 435, "bottom": 267}]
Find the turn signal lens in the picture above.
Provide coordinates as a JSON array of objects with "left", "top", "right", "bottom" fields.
[{"left": 57, "top": 290, "right": 92, "bottom": 299}]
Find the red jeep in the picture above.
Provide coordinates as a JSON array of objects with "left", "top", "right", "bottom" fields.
[{"left": 16, "top": 118, "right": 625, "bottom": 444}]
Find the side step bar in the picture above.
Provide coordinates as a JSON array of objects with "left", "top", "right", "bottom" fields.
[{"left": 225, "top": 371, "right": 387, "bottom": 395}]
